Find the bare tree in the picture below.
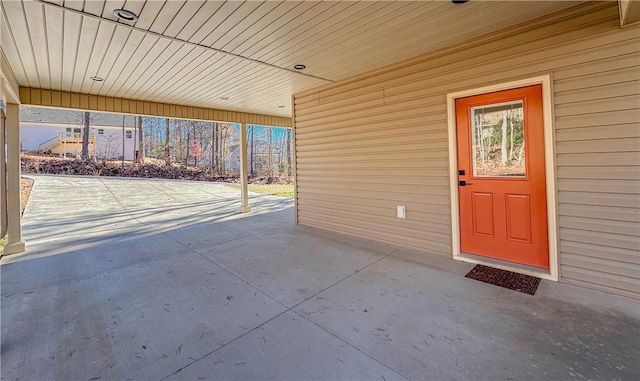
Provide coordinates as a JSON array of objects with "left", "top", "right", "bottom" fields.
[
  {"left": 509, "top": 116, "right": 514, "bottom": 160},
  {"left": 250, "top": 125, "right": 255, "bottom": 177},
  {"left": 211, "top": 122, "right": 218, "bottom": 173},
  {"left": 268, "top": 127, "right": 273, "bottom": 177},
  {"left": 286, "top": 128, "right": 292, "bottom": 176},
  {"left": 121, "top": 115, "right": 126, "bottom": 167},
  {"left": 165, "top": 118, "right": 171, "bottom": 166},
  {"left": 185, "top": 121, "right": 191, "bottom": 167},
  {"left": 81, "top": 112, "right": 90, "bottom": 160},
  {"left": 213, "top": 122, "right": 218, "bottom": 173},
  {"left": 97, "top": 131, "right": 121, "bottom": 159},
  {"left": 501, "top": 110, "right": 508, "bottom": 164},
  {"left": 137, "top": 116, "right": 144, "bottom": 163}
]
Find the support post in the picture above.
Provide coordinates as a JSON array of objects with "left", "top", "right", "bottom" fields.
[
  {"left": 0, "top": 106, "right": 7, "bottom": 239},
  {"left": 239, "top": 122, "right": 251, "bottom": 213},
  {"left": 291, "top": 95, "right": 298, "bottom": 224},
  {"left": 4, "top": 103, "right": 25, "bottom": 254}
]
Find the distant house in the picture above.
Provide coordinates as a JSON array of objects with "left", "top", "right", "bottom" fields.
[
  {"left": 230, "top": 140, "right": 283, "bottom": 174},
  {"left": 20, "top": 107, "right": 139, "bottom": 160}
]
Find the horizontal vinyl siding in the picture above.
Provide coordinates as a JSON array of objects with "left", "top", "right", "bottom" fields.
[
  {"left": 552, "top": 19, "right": 640, "bottom": 297},
  {"left": 294, "top": 3, "right": 640, "bottom": 297}
]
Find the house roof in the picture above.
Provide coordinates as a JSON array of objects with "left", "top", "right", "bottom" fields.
[{"left": 20, "top": 107, "right": 137, "bottom": 127}]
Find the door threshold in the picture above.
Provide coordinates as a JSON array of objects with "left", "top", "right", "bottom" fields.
[{"left": 454, "top": 252, "right": 557, "bottom": 281}]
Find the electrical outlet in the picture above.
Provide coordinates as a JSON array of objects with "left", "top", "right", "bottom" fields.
[{"left": 397, "top": 205, "right": 406, "bottom": 219}]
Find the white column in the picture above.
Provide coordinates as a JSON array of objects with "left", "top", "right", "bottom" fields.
[
  {"left": 239, "top": 122, "right": 251, "bottom": 213},
  {"left": 290, "top": 95, "right": 298, "bottom": 223},
  {"left": 0, "top": 107, "right": 7, "bottom": 239},
  {"left": 4, "top": 103, "right": 25, "bottom": 254}
]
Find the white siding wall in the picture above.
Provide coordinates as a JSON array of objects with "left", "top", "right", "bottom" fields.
[
  {"left": 293, "top": 3, "right": 640, "bottom": 298},
  {"left": 20, "top": 123, "right": 139, "bottom": 161}
]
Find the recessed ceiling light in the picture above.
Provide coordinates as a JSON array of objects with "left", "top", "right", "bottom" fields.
[
  {"left": 278, "top": 105, "right": 285, "bottom": 108},
  {"left": 220, "top": 97, "right": 229, "bottom": 101},
  {"left": 90, "top": 76, "right": 104, "bottom": 82},
  {"left": 293, "top": 64, "right": 306, "bottom": 70},
  {"left": 113, "top": 9, "right": 138, "bottom": 22}
]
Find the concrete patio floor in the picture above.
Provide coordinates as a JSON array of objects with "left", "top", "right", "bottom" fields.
[{"left": 1, "top": 175, "right": 638, "bottom": 380}]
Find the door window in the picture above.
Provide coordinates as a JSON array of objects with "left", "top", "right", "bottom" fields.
[{"left": 471, "top": 101, "right": 525, "bottom": 177}]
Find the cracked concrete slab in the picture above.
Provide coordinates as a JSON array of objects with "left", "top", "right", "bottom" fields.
[
  {"left": 2, "top": 253, "right": 286, "bottom": 380},
  {"left": 295, "top": 251, "right": 640, "bottom": 380},
  {"left": 2, "top": 175, "right": 638, "bottom": 381},
  {"left": 165, "top": 310, "right": 406, "bottom": 381},
  {"left": 200, "top": 227, "right": 391, "bottom": 307}
]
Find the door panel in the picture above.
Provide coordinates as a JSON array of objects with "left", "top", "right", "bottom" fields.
[
  {"left": 505, "top": 194, "right": 532, "bottom": 243},
  {"left": 456, "top": 85, "right": 549, "bottom": 269},
  {"left": 472, "top": 192, "right": 495, "bottom": 237}
]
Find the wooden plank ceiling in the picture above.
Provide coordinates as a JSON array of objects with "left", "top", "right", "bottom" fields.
[{"left": 1, "top": 0, "right": 585, "bottom": 118}]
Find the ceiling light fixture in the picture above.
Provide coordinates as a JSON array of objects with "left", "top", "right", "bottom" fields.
[
  {"left": 113, "top": 9, "right": 138, "bottom": 22},
  {"left": 293, "top": 64, "right": 306, "bottom": 70},
  {"left": 90, "top": 76, "right": 104, "bottom": 82}
]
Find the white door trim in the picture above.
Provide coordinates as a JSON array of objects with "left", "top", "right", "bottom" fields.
[{"left": 446, "top": 75, "right": 559, "bottom": 281}]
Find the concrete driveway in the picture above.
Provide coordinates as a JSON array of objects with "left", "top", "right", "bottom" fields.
[{"left": 1, "top": 175, "right": 638, "bottom": 380}]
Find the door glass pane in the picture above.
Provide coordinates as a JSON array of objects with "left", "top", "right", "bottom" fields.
[{"left": 471, "top": 100, "right": 525, "bottom": 177}]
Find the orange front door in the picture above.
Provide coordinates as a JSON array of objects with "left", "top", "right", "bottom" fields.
[{"left": 456, "top": 85, "right": 549, "bottom": 269}]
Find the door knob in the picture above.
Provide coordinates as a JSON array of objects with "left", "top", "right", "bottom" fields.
[{"left": 459, "top": 180, "right": 472, "bottom": 186}]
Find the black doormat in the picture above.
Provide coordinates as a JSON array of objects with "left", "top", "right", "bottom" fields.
[{"left": 465, "top": 265, "right": 541, "bottom": 295}]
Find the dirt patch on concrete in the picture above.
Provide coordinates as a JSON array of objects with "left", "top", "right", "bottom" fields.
[
  {"left": 21, "top": 177, "right": 34, "bottom": 214},
  {"left": 0, "top": 177, "right": 36, "bottom": 216}
]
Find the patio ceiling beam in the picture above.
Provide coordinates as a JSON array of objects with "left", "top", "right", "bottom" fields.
[
  {"left": 19, "top": 87, "right": 292, "bottom": 128},
  {"left": 619, "top": 0, "right": 640, "bottom": 26},
  {"left": 1, "top": 51, "right": 20, "bottom": 104}
]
